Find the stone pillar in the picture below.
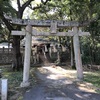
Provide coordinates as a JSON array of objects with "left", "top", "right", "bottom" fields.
[
  {"left": 20, "top": 25, "right": 32, "bottom": 87},
  {"left": 1, "top": 79, "right": 8, "bottom": 100},
  {"left": 73, "top": 27, "right": 83, "bottom": 80}
]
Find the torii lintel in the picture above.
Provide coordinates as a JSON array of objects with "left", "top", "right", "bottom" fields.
[{"left": 9, "top": 18, "right": 89, "bottom": 27}]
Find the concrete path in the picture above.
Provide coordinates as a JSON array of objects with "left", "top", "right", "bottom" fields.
[{"left": 23, "top": 66, "right": 100, "bottom": 100}]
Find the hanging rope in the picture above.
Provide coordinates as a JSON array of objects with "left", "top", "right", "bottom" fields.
[
  {"left": 62, "top": 45, "right": 66, "bottom": 52},
  {"left": 44, "top": 45, "right": 48, "bottom": 52},
  {"left": 49, "top": 46, "right": 52, "bottom": 58}
]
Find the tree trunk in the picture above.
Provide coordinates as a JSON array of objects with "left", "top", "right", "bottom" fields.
[
  {"left": 12, "top": 36, "right": 22, "bottom": 71},
  {"left": 88, "top": 43, "right": 93, "bottom": 66},
  {"left": 71, "top": 37, "right": 75, "bottom": 69},
  {"left": 12, "top": 0, "right": 24, "bottom": 71},
  {"left": 0, "top": 11, "right": 22, "bottom": 71}
]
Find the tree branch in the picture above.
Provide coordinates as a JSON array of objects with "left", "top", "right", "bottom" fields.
[
  {"left": 29, "top": 4, "right": 42, "bottom": 10},
  {"left": 44, "top": 12, "right": 50, "bottom": 19},
  {"left": 21, "top": 0, "right": 51, "bottom": 14},
  {"left": 0, "top": 11, "right": 13, "bottom": 32},
  {"left": 21, "top": 0, "right": 34, "bottom": 12},
  {"left": 29, "top": 0, "right": 51, "bottom": 11},
  {"left": 17, "top": 0, "right": 21, "bottom": 11}
]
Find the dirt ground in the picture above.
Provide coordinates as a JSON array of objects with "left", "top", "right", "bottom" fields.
[{"left": 23, "top": 65, "right": 100, "bottom": 100}]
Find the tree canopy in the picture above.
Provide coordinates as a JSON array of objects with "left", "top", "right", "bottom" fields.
[{"left": 0, "top": 0, "right": 100, "bottom": 68}]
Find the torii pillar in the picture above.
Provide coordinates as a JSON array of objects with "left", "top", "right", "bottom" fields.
[
  {"left": 73, "top": 27, "right": 83, "bottom": 80},
  {"left": 20, "top": 25, "right": 32, "bottom": 87}
]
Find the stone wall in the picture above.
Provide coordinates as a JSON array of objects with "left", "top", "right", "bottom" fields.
[{"left": 0, "top": 48, "right": 13, "bottom": 64}]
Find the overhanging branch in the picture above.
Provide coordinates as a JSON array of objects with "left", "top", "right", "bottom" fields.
[
  {"left": 21, "top": 0, "right": 34, "bottom": 12},
  {"left": 29, "top": 4, "right": 42, "bottom": 10},
  {"left": 0, "top": 11, "right": 13, "bottom": 32}
]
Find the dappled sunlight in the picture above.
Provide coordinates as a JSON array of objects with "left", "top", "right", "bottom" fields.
[
  {"left": 75, "top": 93, "right": 93, "bottom": 99},
  {"left": 46, "top": 74, "right": 73, "bottom": 84},
  {"left": 47, "top": 74, "right": 66, "bottom": 80},
  {"left": 42, "top": 66, "right": 77, "bottom": 79},
  {"left": 27, "top": 65, "right": 100, "bottom": 100},
  {"left": 37, "top": 65, "right": 77, "bottom": 86},
  {"left": 75, "top": 93, "right": 83, "bottom": 99},
  {"left": 84, "top": 71, "right": 100, "bottom": 93},
  {"left": 78, "top": 86, "right": 96, "bottom": 93},
  {"left": 36, "top": 65, "right": 99, "bottom": 93},
  {"left": 43, "top": 66, "right": 67, "bottom": 74}
]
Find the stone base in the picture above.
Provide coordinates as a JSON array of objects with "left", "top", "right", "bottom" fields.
[{"left": 20, "top": 81, "right": 30, "bottom": 87}]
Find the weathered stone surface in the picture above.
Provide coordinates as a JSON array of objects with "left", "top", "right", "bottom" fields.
[
  {"left": 20, "top": 25, "right": 32, "bottom": 87},
  {"left": 0, "top": 48, "right": 13, "bottom": 64},
  {"left": 1, "top": 79, "right": 8, "bottom": 100},
  {"left": 9, "top": 19, "right": 80, "bottom": 27},
  {"left": 0, "top": 53, "right": 13, "bottom": 64}
]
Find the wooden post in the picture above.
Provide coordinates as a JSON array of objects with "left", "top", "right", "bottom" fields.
[
  {"left": 20, "top": 25, "right": 32, "bottom": 87},
  {"left": 73, "top": 27, "right": 83, "bottom": 80},
  {"left": 50, "top": 21, "right": 57, "bottom": 34}
]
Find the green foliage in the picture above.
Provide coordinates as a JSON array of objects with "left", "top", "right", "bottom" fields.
[
  {"left": 2, "top": 68, "right": 23, "bottom": 88},
  {"left": 31, "top": 0, "right": 91, "bottom": 21},
  {"left": 0, "top": 0, "right": 100, "bottom": 66},
  {"left": 81, "top": 36, "right": 100, "bottom": 65},
  {"left": 0, "top": 0, "right": 16, "bottom": 17},
  {"left": 0, "top": 27, "right": 10, "bottom": 42},
  {"left": 84, "top": 71, "right": 100, "bottom": 93},
  {"left": 0, "top": 66, "right": 36, "bottom": 100},
  {"left": 0, "top": 0, "right": 16, "bottom": 41}
]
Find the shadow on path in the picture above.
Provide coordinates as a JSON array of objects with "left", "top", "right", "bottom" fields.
[{"left": 23, "top": 66, "right": 100, "bottom": 100}]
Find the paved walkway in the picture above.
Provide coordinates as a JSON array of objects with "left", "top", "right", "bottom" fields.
[{"left": 23, "top": 66, "right": 100, "bottom": 100}]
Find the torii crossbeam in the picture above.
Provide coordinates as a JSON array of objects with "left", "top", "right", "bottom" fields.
[
  {"left": 8, "top": 18, "right": 89, "bottom": 27},
  {"left": 12, "top": 29, "right": 89, "bottom": 36}
]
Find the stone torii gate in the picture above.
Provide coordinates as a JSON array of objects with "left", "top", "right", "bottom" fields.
[{"left": 11, "top": 19, "right": 90, "bottom": 87}]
